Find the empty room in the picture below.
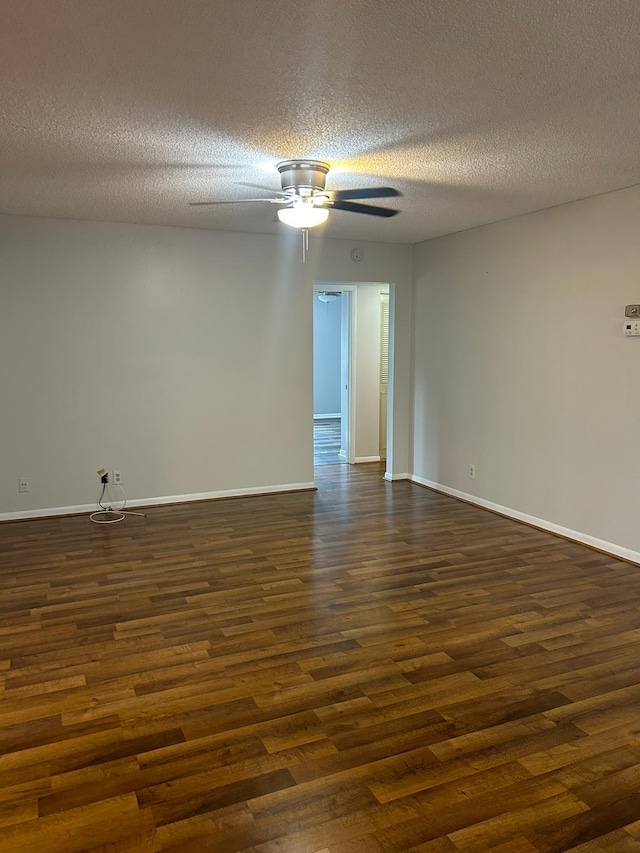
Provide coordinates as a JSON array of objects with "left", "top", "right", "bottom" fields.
[{"left": 2, "top": 1, "right": 640, "bottom": 850}]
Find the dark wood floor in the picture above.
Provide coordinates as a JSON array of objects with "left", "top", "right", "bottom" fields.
[
  {"left": 1, "top": 464, "right": 640, "bottom": 851},
  {"left": 314, "top": 417, "right": 344, "bottom": 466}
]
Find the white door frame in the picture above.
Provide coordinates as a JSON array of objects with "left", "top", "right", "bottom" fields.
[{"left": 314, "top": 281, "right": 393, "bottom": 469}]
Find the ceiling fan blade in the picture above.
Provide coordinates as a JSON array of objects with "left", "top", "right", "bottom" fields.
[
  {"left": 189, "top": 198, "right": 290, "bottom": 206},
  {"left": 236, "top": 182, "right": 288, "bottom": 195},
  {"left": 330, "top": 186, "right": 401, "bottom": 201},
  {"left": 324, "top": 199, "right": 400, "bottom": 217}
]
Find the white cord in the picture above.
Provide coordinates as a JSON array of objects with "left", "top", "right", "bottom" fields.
[
  {"left": 90, "top": 482, "right": 145, "bottom": 524},
  {"left": 89, "top": 509, "right": 124, "bottom": 524}
]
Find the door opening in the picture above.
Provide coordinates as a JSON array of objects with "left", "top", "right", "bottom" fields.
[
  {"left": 313, "top": 282, "right": 393, "bottom": 471},
  {"left": 313, "top": 290, "right": 351, "bottom": 466}
]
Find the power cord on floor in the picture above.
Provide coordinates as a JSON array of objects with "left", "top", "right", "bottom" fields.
[{"left": 89, "top": 472, "right": 147, "bottom": 525}]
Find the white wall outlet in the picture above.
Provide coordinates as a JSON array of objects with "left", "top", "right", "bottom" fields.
[
  {"left": 624, "top": 321, "right": 640, "bottom": 337},
  {"left": 18, "top": 478, "right": 29, "bottom": 493},
  {"left": 468, "top": 464, "right": 476, "bottom": 480},
  {"left": 112, "top": 470, "right": 122, "bottom": 485}
]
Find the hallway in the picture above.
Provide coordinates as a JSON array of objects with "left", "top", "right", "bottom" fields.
[{"left": 313, "top": 417, "right": 343, "bottom": 466}]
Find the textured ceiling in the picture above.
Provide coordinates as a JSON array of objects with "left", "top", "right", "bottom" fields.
[{"left": 2, "top": 0, "right": 640, "bottom": 243}]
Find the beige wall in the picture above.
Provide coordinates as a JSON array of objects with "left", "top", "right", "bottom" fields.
[
  {"left": 0, "top": 215, "right": 412, "bottom": 516},
  {"left": 411, "top": 184, "right": 640, "bottom": 557}
]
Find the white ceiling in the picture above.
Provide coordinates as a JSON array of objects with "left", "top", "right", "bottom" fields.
[{"left": 2, "top": 0, "right": 640, "bottom": 244}]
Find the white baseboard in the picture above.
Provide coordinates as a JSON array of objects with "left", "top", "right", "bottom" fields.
[
  {"left": 0, "top": 482, "right": 317, "bottom": 522},
  {"left": 355, "top": 456, "right": 381, "bottom": 464},
  {"left": 0, "top": 502, "right": 103, "bottom": 521},
  {"left": 384, "top": 472, "right": 409, "bottom": 481},
  {"left": 408, "top": 474, "right": 640, "bottom": 566},
  {"left": 314, "top": 413, "right": 341, "bottom": 420}
]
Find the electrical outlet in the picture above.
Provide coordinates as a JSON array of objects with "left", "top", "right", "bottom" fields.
[
  {"left": 18, "top": 478, "right": 29, "bottom": 493},
  {"left": 468, "top": 464, "right": 476, "bottom": 480},
  {"left": 112, "top": 470, "right": 122, "bottom": 485}
]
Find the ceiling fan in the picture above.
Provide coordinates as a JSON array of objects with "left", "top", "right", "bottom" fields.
[{"left": 190, "top": 160, "right": 401, "bottom": 230}]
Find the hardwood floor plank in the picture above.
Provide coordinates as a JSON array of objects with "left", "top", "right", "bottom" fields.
[
  {"left": 527, "top": 790, "right": 640, "bottom": 851},
  {"left": 0, "top": 792, "right": 155, "bottom": 853},
  {"left": 447, "top": 792, "right": 588, "bottom": 850}
]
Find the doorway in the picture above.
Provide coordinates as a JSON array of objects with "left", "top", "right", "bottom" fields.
[
  {"left": 313, "top": 289, "right": 350, "bottom": 465},
  {"left": 313, "top": 282, "right": 391, "bottom": 469}
]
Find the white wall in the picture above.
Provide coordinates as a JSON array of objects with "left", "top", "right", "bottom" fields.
[
  {"left": 412, "top": 183, "right": 640, "bottom": 557},
  {"left": 313, "top": 295, "right": 341, "bottom": 415},
  {"left": 0, "top": 215, "right": 412, "bottom": 516}
]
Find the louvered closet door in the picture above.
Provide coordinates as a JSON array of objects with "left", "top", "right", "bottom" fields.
[{"left": 379, "top": 293, "right": 389, "bottom": 459}]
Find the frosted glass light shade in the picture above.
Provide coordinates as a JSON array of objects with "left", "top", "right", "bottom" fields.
[{"left": 277, "top": 203, "right": 329, "bottom": 228}]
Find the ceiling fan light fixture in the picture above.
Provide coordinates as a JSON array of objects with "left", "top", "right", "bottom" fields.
[{"left": 277, "top": 202, "right": 329, "bottom": 229}]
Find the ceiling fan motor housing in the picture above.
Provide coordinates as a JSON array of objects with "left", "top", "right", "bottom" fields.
[{"left": 277, "top": 160, "right": 330, "bottom": 196}]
